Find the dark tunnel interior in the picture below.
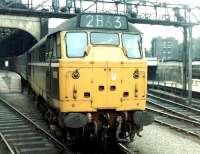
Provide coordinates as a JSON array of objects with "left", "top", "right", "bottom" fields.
[{"left": 0, "top": 27, "right": 37, "bottom": 57}]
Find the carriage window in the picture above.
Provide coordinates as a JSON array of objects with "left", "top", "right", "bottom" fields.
[
  {"left": 91, "top": 33, "right": 119, "bottom": 45},
  {"left": 122, "top": 34, "right": 141, "bottom": 58},
  {"left": 66, "top": 32, "right": 88, "bottom": 57}
]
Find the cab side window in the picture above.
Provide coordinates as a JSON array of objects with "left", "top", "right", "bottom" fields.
[
  {"left": 46, "top": 33, "right": 61, "bottom": 61},
  {"left": 52, "top": 35, "right": 57, "bottom": 58},
  {"left": 56, "top": 33, "right": 61, "bottom": 58}
]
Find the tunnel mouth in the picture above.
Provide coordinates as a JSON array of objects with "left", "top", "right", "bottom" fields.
[{"left": 0, "top": 27, "right": 37, "bottom": 58}]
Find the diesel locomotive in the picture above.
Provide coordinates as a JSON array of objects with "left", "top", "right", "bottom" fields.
[{"left": 13, "top": 13, "right": 154, "bottom": 143}]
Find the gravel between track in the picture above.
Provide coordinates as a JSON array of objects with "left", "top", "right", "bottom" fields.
[{"left": 129, "top": 123, "right": 200, "bottom": 154}]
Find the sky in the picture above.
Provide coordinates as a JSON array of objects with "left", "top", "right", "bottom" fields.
[
  {"left": 26, "top": 0, "right": 200, "bottom": 50},
  {"left": 133, "top": 0, "right": 200, "bottom": 49},
  {"left": 156, "top": 0, "right": 200, "bottom": 6}
]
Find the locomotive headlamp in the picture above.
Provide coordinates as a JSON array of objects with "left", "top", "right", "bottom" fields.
[
  {"left": 72, "top": 69, "right": 80, "bottom": 79},
  {"left": 133, "top": 69, "right": 139, "bottom": 79}
]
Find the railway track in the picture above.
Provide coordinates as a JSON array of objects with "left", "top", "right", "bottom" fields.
[
  {"left": 147, "top": 107, "right": 200, "bottom": 138},
  {"left": 0, "top": 94, "right": 135, "bottom": 154},
  {"left": 0, "top": 97, "right": 72, "bottom": 154},
  {"left": 148, "top": 88, "right": 200, "bottom": 110},
  {"left": 147, "top": 93, "right": 200, "bottom": 138},
  {"left": 148, "top": 93, "right": 200, "bottom": 123},
  {"left": 118, "top": 143, "right": 133, "bottom": 154}
]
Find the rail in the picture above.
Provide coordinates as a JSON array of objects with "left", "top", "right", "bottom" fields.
[
  {"left": 147, "top": 92, "right": 200, "bottom": 138},
  {"left": 0, "top": 97, "right": 72, "bottom": 154},
  {"left": 148, "top": 88, "right": 200, "bottom": 109},
  {"left": 118, "top": 143, "right": 133, "bottom": 154},
  {"left": 148, "top": 93, "right": 200, "bottom": 123},
  {"left": 147, "top": 107, "right": 200, "bottom": 138}
]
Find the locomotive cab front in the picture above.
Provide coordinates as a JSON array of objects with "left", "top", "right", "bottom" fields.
[{"left": 59, "top": 31, "right": 147, "bottom": 112}]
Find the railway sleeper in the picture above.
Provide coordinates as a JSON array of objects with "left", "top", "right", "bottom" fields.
[
  {"left": 2, "top": 132, "right": 38, "bottom": 138},
  {"left": 0, "top": 125, "right": 29, "bottom": 130},
  {"left": 0, "top": 128, "right": 32, "bottom": 133},
  {"left": 7, "top": 137, "right": 48, "bottom": 142},
  {"left": 0, "top": 122, "right": 26, "bottom": 126},
  {"left": 16, "top": 146, "right": 58, "bottom": 154},
  {"left": 13, "top": 142, "right": 53, "bottom": 148}
]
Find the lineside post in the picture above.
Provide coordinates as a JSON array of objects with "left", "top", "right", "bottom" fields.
[
  {"left": 183, "top": 27, "right": 187, "bottom": 92},
  {"left": 187, "top": 24, "right": 193, "bottom": 105}
]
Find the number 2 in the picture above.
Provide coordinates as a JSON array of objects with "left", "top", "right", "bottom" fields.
[{"left": 86, "top": 15, "right": 93, "bottom": 27}]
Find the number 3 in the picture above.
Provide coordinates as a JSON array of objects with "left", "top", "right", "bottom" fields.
[{"left": 114, "top": 16, "right": 122, "bottom": 29}]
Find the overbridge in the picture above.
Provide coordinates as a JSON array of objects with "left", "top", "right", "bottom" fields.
[
  {"left": 0, "top": 1, "right": 51, "bottom": 57},
  {"left": 0, "top": 15, "right": 41, "bottom": 41},
  {"left": 0, "top": 14, "right": 46, "bottom": 57}
]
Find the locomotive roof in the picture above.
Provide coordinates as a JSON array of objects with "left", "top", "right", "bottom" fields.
[{"left": 28, "top": 13, "right": 142, "bottom": 54}]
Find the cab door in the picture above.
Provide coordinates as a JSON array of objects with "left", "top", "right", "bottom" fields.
[
  {"left": 91, "top": 63, "right": 107, "bottom": 108},
  {"left": 107, "top": 64, "right": 122, "bottom": 108},
  {"left": 106, "top": 48, "right": 123, "bottom": 108},
  {"left": 91, "top": 47, "right": 123, "bottom": 109}
]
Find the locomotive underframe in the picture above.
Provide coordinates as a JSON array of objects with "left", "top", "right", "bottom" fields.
[{"left": 36, "top": 95, "right": 153, "bottom": 143}]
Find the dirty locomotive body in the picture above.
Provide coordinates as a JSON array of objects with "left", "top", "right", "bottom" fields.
[{"left": 15, "top": 14, "right": 154, "bottom": 143}]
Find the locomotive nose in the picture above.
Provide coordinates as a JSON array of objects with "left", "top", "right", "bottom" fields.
[{"left": 59, "top": 46, "right": 147, "bottom": 112}]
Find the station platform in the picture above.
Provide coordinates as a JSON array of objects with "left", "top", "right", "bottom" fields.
[{"left": 0, "top": 70, "right": 21, "bottom": 93}]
